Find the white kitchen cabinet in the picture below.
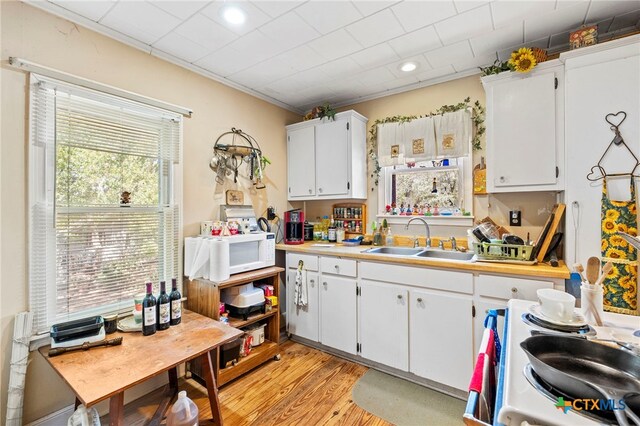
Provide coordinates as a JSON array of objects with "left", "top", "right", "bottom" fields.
[
  {"left": 286, "top": 253, "right": 320, "bottom": 342},
  {"left": 409, "top": 288, "right": 473, "bottom": 390},
  {"left": 359, "top": 279, "right": 409, "bottom": 371},
  {"left": 287, "top": 126, "right": 316, "bottom": 198},
  {"left": 285, "top": 110, "right": 368, "bottom": 200},
  {"left": 482, "top": 62, "right": 564, "bottom": 192},
  {"left": 320, "top": 275, "right": 357, "bottom": 354}
]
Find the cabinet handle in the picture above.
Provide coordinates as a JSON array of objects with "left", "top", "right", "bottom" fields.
[
  {"left": 310, "top": 279, "right": 315, "bottom": 287},
  {"left": 318, "top": 188, "right": 323, "bottom": 193},
  {"left": 323, "top": 282, "right": 327, "bottom": 286},
  {"left": 417, "top": 297, "right": 423, "bottom": 303},
  {"left": 397, "top": 294, "right": 403, "bottom": 300},
  {"left": 511, "top": 287, "right": 518, "bottom": 294},
  {"left": 499, "top": 176, "right": 506, "bottom": 183},
  {"left": 308, "top": 189, "right": 312, "bottom": 194},
  {"left": 334, "top": 265, "right": 339, "bottom": 269}
]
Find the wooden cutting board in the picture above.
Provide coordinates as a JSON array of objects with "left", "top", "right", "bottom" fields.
[{"left": 536, "top": 203, "right": 566, "bottom": 263}]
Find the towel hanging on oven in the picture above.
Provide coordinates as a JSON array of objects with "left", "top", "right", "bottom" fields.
[{"left": 294, "top": 260, "right": 308, "bottom": 308}]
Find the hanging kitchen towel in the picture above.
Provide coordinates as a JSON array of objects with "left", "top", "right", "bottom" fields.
[
  {"left": 294, "top": 263, "right": 308, "bottom": 308},
  {"left": 377, "top": 122, "right": 405, "bottom": 167},
  {"left": 402, "top": 116, "right": 437, "bottom": 163},
  {"left": 433, "top": 109, "right": 471, "bottom": 158},
  {"left": 601, "top": 177, "right": 639, "bottom": 315}
]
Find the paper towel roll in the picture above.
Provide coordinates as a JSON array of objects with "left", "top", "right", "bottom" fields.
[
  {"left": 190, "top": 238, "right": 211, "bottom": 281},
  {"left": 184, "top": 237, "right": 202, "bottom": 276},
  {"left": 209, "top": 238, "right": 230, "bottom": 282}
]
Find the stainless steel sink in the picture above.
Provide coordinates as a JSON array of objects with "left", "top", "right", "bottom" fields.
[
  {"left": 361, "top": 247, "right": 424, "bottom": 256},
  {"left": 415, "top": 250, "right": 476, "bottom": 261}
]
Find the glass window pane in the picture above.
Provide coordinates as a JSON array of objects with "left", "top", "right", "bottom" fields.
[{"left": 394, "top": 169, "right": 459, "bottom": 208}]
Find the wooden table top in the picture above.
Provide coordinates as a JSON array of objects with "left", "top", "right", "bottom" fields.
[{"left": 39, "top": 310, "right": 242, "bottom": 407}]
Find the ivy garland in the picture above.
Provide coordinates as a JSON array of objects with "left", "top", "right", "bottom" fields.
[{"left": 367, "top": 97, "right": 486, "bottom": 190}]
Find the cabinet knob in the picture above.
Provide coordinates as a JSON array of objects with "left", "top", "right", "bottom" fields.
[
  {"left": 308, "top": 189, "right": 312, "bottom": 194},
  {"left": 397, "top": 294, "right": 403, "bottom": 300},
  {"left": 309, "top": 279, "right": 314, "bottom": 287},
  {"left": 334, "top": 265, "right": 339, "bottom": 269},
  {"left": 318, "top": 188, "right": 323, "bottom": 193},
  {"left": 499, "top": 176, "right": 506, "bottom": 183},
  {"left": 511, "top": 287, "right": 518, "bottom": 294},
  {"left": 323, "top": 282, "right": 327, "bottom": 286},
  {"left": 417, "top": 297, "right": 423, "bottom": 303}
]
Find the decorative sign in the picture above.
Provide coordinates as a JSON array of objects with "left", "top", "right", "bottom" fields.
[
  {"left": 570, "top": 25, "right": 598, "bottom": 50},
  {"left": 412, "top": 138, "right": 424, "bottom": 155}
]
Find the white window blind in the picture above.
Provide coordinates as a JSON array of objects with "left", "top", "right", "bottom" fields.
[{"left": 29, "top": 74, "right": 182, "bottom": 335}]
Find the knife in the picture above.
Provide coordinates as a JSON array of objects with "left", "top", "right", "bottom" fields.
[{"left": 48, "top": 336, "right": 123, "bottom": 357}]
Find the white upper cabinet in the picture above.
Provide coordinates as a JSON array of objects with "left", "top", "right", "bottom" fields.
[
  {"left": 482, "top": 62, "right": 565, "bottom": 192},
  {"left": 286, "top": 110, "right": 368, "bottom": 200}
]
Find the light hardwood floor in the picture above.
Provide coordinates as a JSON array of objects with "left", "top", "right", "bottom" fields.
[{"left": 104, "top": 340, "right": 391, "bottom": 425}]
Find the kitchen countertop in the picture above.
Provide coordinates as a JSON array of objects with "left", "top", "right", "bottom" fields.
[{"left": 276, "top": 242, "right": 570, "bottom": 279}]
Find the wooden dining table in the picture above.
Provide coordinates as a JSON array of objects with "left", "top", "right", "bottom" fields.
[{"left": 39, "top": 310, "right": 242, "bottom": 426}]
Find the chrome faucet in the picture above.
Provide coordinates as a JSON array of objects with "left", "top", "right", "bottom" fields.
[
  {"left": 450, "top": 237, "right": 457, "bottom": 251},
  {"left": 405, "top": 217, "right": 431, "bottom": 248}
]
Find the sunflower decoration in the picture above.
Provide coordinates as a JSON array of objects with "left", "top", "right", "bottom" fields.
[
  {"left": 605, "top": 247, "right": 626, "bottom": 259},
  {"left": 619, "top": 275, "right": 632, "bottom": 289},
  {"left": 601, "top": 239, "right": 609, "bottom": 252},
  {"left": 609, "top": 234, "right": 628, "bottom": 248},
  {"left": 508, "top": 48, "right": 537, "bottom": 73},
  {"left": 605, "top": 209, "right": 620, "bottom": 221},
  {"left": 602, "top": 217, "right": 617, "bottom": 234}
]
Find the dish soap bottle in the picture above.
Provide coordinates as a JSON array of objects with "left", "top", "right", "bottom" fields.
[{"left": 385, "top": 227, "right": 394, "bottom": 246}]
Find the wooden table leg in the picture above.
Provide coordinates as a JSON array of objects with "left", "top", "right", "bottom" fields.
[
  {"left": 168, "top": 366, "right": 179, "bottom": 393},
  {"left": 201, "top": 351, "right": 223, "bottom": 426},
  {"left": 109, "top": 392, "right": 124, "bottom": 426}
]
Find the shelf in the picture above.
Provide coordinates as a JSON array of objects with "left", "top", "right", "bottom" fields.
[
  {"left": 218, "top": 340, "right": 279, "bottom": 386},
  {"left": 227, "top": 309, "right": 278, "bottom": 329},
  {"left": 334, "top": 217, "right": 363, "bottom": 221}
]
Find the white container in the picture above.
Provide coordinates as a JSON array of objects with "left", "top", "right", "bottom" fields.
[
  {"left": 167, "top": 391, "right": 198, "bottom": 426},
  {"left": 537, "top": 288, "right": 575, "bottom": 322},
  {"left": 221, "top": 285, "right": 264, "bottom": 308},
  {"left": 581, "top": 284, "right": 604, "bottom": 325},
  {"left": 245, "top": 323, "right": 265, "bottom": 347}
]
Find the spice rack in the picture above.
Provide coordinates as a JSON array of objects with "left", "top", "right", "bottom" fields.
[{"left": 332, "top": 203, "right": 367, "bottom": 236}]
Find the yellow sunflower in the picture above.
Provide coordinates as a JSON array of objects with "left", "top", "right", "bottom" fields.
[
  {"left": 609, "top": 235, "right": 628, "bottom": 248},
  {"left": 623, "top": 292, "right": 637, "bottom": 309},
  {"left": 625, "top": 264, "right": 637, "bottom": 275},
  {"left": 617, "top": 223, "right": 629, "bottom": 234},
  {"left": 606, "top": 247, "right": 626, "bottom": 259},
  {"left": 601, "top": 239, "right": 609, "bottom": 252},
  {"left": 628, "top": 227, "right": 638, "bottom": 237},
  {"left": 509, "top": 48, "right": 537, "bottom": 73},
  {"left": 605, "top": 209, "right": 620, "bottom": 221},
  {"left": 509, "top": 48, "right": 530, "bottom": 63},
  {"left": 630, "top": 204, "right": 637, "bottom": 215},
  {"left": 602, "top": 218, "right": 617, "bottom": 234},
  {"left": 611, "top": 200, "right": 630, "bottom": 207},
  {"left": 619, "top": 276, "right": 632, "bottom": 289},
  {"left": 607, "top": 265, "right": 620, "bottom": 279}
]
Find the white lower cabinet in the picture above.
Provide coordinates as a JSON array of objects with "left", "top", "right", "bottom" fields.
[
  {"left": 409, "top": 289, "right": 473, "bottom": 390},
  {"left": 287, "top": 269, "right": 319, "bottom": 342},
  {"left": 359, "top": 280, "right": 409, "bottom": 371},
  {"left": 320, "top": 275, "right": 357, "bottom": 354}
]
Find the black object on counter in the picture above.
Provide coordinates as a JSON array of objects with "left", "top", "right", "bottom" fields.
[
  {"left": 103, "top": 314, "right": 118, "bottom": 334},
  {"left": 303, "top": 221, "right": 314, "bottom": 241},
  {"left": 48, "top": 336, "right": 123, "bottom": 357},
  {"left": 225, "top": 301, "right": 266, "bottom": 321},
  {"left": 50, "top": 316, "right": 104, "bottom": 344}
]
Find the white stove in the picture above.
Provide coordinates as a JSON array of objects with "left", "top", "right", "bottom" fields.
[{"left": 496, "top": 299, "right": 640, "bottom": 426}]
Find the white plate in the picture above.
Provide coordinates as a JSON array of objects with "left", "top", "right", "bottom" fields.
[
  {"left": 529, "top": 303, "right": 587, "bottom": 327},
  {"left": 117, "top": 315, "right": 142, "bottom": 332}
]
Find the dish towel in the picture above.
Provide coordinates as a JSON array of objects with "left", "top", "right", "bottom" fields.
[
  {"left": 433, "top": 109, "right": 471, "bottom": 158},
  {"left": 377, "top": 122, "right": 405, "bottom": 166},
  {"left": 294, "top": 266, "right": 308, "bottom": 308},
  {"left": 403, "top": 116, "right": 437, "bottom": 163}
]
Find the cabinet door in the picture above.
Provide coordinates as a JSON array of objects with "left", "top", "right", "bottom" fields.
[
  {"left": 315, "top": 119, "right": 349, "bottom": 196},
  {"left": 473, "top": 298, "right": 507, "bottom": 357},
  {"left": 489, "top": 72, "right": 557, "bottom": 188},
  {"left": 287, "top": 126, "right": 316, "bottom": 198},
  {"left": 359, "top": 280, "right": 408, "bottom": 371},
  {"left": 287, "top": 270, "right": 319, "bottom": 341},
  {"left": 410, "top": 289, "right": 473, "bottom": 390},
  {"left": 320, "top": 275, "right": 357, "bottom": 354}
]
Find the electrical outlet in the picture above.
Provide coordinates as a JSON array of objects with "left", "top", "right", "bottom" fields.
[
  {"left": 267, "top": 207, "right": 276, "bottom": 220},
  {"left": 510, "top": 210, "right": 522, "bottom": 227}
]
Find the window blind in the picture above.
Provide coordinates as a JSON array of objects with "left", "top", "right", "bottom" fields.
[{"left": 29, "top": 74, "right": 182, "bottom": 334}]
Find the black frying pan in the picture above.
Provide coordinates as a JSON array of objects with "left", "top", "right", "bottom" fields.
[{"left": 521, "top": 335, "right": 640, "bottom": 425}]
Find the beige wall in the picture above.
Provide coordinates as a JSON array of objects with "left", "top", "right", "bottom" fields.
[
  {"left": 0, "top": 1, "right": 298, "bottom": 422},
  {"left": 295, "top": 75, "right": 558, "bottom": 241}
]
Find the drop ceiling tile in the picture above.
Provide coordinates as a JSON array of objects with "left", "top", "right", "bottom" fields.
[
  {"left": 387, "top": 25, "right": 442, "bottom": 57},
  {"left": 274, "top": 45, "right": 326, "bottom": 71},
  {"left": 416, "top": 64, "right": 456, "bottom": 81},
  {"left": 307, "top": 29, "right": 363, "bottom": 61},
  {"left": 174, "top": 13, "right": 238, "bottom": 52},
  {"left": 152, "top": 1, "right": 208, "bottom": 20},
  {"left": 346, "top": 9, "right": 405, "bottom": 48},
  {"left": 524, "top": 2, "right": 589, "bottom": 42},
  {"left": 386, "top": 55, "right": 431, "bottom": 78},
  {"left": 451, "top": 52, "right": 498, "bottom": 72},
  {"left": 490, "top": 0, "right": 555, "bottom": 29},
  {"left": 350, "top": 43, "right": 400, "bottom": 69},
  {"left": 352, "top": 1, "right": 398, "bottom": 17},
  {"left": 100, "top": 1, "right": 181, "bottom": 44},
  {"left": 51, "top": 0, "right": 115, "bottom": 21},
  {"left": 454, "top": 1, "right": 491, "bottom": 13},
  {"left": 382, "top": 74, "right": 420, "bottom": 90},
  {"left": 435, "top": 5, "right": 494, "bottom": 45},
  {"left": 356, "top": 66, "right": 396, "bottom": 86},
  {"left": 608, "top": 9, "right": 640, "bottom": 32},
  {"left": 153, "top": 32, "right": 209, "bottom": 63},
  {"left": 586, "top": 1, "right": 640, "bottom": 23},
  {"left": 317, "top": 57, "right": 364, "bottom": 77},
  {"left": 201, "top": 2, "right": 271, "bottom": 35},
  {"left": 194, "top": 45, "right": 257, "bottom": 76},
  {"left": 470, "top": 22, "right": 523, "bottom": 56},
  {"left": 556, "top": 0, "right": 589, "bottom": 10},
  {"left": 259, "top": 11, "right": 321, "bottom": 51},
  {"left": 424, "top": 40, "right": 474, "bottom": 68},
  {"left": 251, "top": 1, "right": 301, "bottom": 18},
  {"left": 390, "top": 1, "right": 457, "bottom": 32},
  {"left": 228, "top": 57, "right": 296, "bottom": 87},
  {"left": 227, "top": 30, "right": 285, "bottom": 64},
  {"left": 295, "top": 1, "right": 364, "bottom": 35}
]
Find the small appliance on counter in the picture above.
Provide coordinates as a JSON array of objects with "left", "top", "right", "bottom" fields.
[
  {"left": 284, "top": 209, "right": 304, "bottom": 245},
  {"left": 220, "top": 283, "right": 266, "bottom": 320},
  {"left": 303, "top": 221, "right": 314, "bottom": 241},
  {"left": 220, "top": 205, "right": 259, "bottom": 233},
  {"left": 50, "top": 316, "right": 106, "bottom": 348}
]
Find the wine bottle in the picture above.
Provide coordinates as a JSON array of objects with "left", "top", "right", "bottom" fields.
[
  {"left": 169, "top": 278, "right": 182, "bottom": 326},
  {"left": 328, "top": 215, "right": 337, "bottom": 242},
  {"left": 157, "top": 281, "right": 170, "bottom": 331},
  {"left": 142, "top": 282, "right": 157, "bottom": 336}
]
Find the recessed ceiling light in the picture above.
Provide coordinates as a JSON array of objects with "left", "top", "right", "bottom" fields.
[
  {"left": 222, "top": 6, "right": 246, "bottom": 25},
  {"left": 400, "top": 62, "right": 418, "bottom": 72}
]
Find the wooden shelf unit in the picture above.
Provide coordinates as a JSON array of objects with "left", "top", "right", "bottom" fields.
[
  {"left": 332, "top": 202, "right": 367, "bottom": 236},
  {"left": 185, "top": 266, "right": 283, "bottom": 386}
]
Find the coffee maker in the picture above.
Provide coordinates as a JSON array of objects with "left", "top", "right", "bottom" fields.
[{"left": 284, "top": 209, "right": 304, "bottom": 245}]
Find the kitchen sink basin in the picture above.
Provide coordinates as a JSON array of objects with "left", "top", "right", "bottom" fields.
[
  {"left": 361, "top": 247, "right": 424, "bottom": 256},
  {"left": 415, "top": 250, "right": 476, "bottom": 261}
]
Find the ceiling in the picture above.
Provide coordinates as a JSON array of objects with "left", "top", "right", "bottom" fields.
[{"left": 28, "top": 0, "right": 640, "bottom": 113}]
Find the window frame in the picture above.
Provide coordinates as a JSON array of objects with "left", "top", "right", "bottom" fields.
[{"left": 28, "top": 73, "right": 184, "bottom": 337}]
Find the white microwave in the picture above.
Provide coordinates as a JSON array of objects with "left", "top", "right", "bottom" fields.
[{"left": 184, "top": 233, "right": 275, "bottom": 281}]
